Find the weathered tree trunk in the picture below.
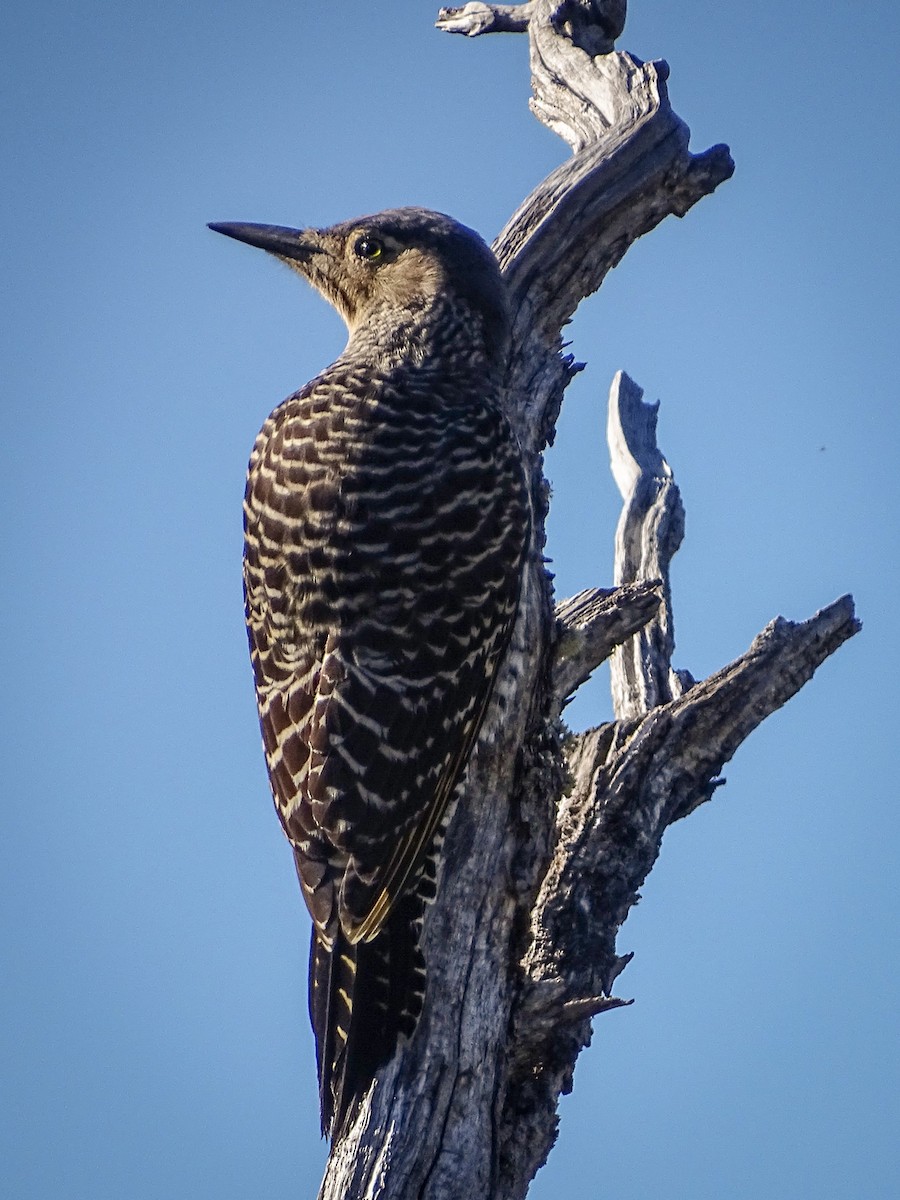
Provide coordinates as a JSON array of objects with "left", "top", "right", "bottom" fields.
[{"left": 317, "top": 3, "right": 860, "bottom": 1197}]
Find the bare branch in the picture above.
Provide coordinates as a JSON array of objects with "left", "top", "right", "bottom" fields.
[
  {"left": 494, "top": 31, "right": 733, "bottom": 448},
  {"left": 608, "top": 370, "right": 685, "bottom": 719},
  {"left": 436, "top": 2, "right": 535, "bottom": 36},
  {"left": 546, "top": 597, "right": 861, "bottom": 984},
  {"left": 437, "top": 0, "right": 627, "bottom": 48},
  {"left": 535, "top": 593, "right": 861, "bottom": 1006},
  {"left": 553, "top": 581, "right": 662, "bottom": 703}
]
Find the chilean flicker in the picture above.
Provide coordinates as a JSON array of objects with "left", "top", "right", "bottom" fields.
[{"left": 209, "top": 207, "right": 529, "bottom": 1138}]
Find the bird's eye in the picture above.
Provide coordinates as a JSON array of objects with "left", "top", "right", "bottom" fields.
[{"left": 353, "top": 235, "right": 383, "bottom": 262}]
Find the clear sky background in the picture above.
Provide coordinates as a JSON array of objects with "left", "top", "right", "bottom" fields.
[{"left": 2, "top": 2, "right": 897, "bottom": 1197}]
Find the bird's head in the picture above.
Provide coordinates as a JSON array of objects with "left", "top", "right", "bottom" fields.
[{"left": 209, "top": 207, "right": 510, "bottom": 367}]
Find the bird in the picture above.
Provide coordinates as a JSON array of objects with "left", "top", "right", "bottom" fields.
[{"left": 208, "top": 207, "right": 530, "bottom": 1138}]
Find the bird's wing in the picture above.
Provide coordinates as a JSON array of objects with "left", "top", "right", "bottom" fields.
[
  {"left": 298, "top": 614, "right": 513, "bottom": 944},
  {"left": 343, "top": 635, "right": 508, "bottom": 944}
]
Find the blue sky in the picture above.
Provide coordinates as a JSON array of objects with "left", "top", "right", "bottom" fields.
[{"left": 2, "top": 2, "right": 897, "bottom": 1197}]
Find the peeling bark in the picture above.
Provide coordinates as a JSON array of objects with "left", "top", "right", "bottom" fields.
[{"left": 316, "top": 5, "right": 858, "bottom": 1197}]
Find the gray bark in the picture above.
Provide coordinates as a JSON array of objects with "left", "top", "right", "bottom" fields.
[{"left": 317, "top": 4, "right": 859, "bottom": 1197}]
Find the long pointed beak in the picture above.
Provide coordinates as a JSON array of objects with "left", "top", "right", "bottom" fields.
[{"left": 207, "top": 221, "right": 321, "bottom": 262}]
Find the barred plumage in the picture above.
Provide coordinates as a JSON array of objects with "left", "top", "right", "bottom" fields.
[{"left": 209, "top": 208, "right": 529, "bottom": 1138}]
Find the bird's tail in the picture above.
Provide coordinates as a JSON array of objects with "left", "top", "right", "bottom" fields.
[{"left": 308, "top": 889, "right": 426, "bottom": 1139}]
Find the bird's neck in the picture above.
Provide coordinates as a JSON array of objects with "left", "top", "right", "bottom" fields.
[{"left": 344, "top": 293, "right": 501, "bottom": 381}]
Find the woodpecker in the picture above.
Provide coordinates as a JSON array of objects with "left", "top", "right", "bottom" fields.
[{"left": 209, "top": 208, "right": 529, "bottom": 1138}]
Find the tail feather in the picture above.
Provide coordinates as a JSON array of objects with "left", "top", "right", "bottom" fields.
[{"left": 308, "top": 891, "right": 426, "bottom": 1138}]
